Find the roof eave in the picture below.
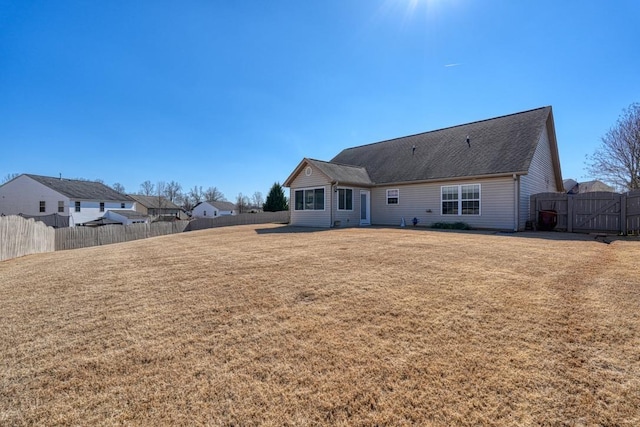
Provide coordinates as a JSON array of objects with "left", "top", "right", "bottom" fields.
[{"left": 371, "top": 171, "right": 529, "bottom": 187}]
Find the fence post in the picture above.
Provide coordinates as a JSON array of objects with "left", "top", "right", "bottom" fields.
[
  {"left": 621, "top": 193, "right": 627, "bottom": 235},
  {"left": 567, "top": 195, "right": 573, "bottom": 233}
]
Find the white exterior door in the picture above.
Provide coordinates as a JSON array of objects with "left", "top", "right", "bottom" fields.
[{"left": 360, "top": 190, "right": 370, "bottom": 225}]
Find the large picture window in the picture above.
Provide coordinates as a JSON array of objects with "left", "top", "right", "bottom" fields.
[
  {"left": 337, "top": 188, "right": 353, "bottom": 210},
  {"left": 442, "top": 184, "right": 480, "bottom": 215},
  {"left": 294, "top": 188, "right": 325, "bottom": 211}
]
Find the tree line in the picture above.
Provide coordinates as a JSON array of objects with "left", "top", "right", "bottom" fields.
[
  {"left": 118, "top": 180, "right": 288, "bottom": 213},
  {"left": 0, "top": 173, "right": 289, "bottom": 213}
]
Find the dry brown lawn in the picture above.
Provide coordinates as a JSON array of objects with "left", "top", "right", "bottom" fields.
[{"left": 1, "top": 224, "right": 639, "bottom": 426}]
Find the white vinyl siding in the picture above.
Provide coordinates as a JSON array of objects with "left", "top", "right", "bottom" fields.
[
  {"left": 337, "top": 188, "right": 353, "bottom": 211},
  {"left": 288, "top": 163, "right": 332, "bottom": 227},
  {"left": 333, "top": 186, "right": 369, "bottom": 227},
  {"left": 372, "top": 178, "right": 514, "bottom": 229},
  {"left": 519, "top": 122, "right": 558, "bottom": 230}
]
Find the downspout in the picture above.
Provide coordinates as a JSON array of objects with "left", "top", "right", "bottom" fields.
[
  {"left": 513, "top": 174, "right": 519, "bottom": 232},
  {"left": 330, "top": 181, "right": 336, "bottom": 227}
]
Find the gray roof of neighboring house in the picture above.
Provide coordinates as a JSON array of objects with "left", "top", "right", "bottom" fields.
[
  {"left": 128, "top": 194, "right": 182, "bottom": 210},
  {"left": 107, "top": 210, "right": 149, "bottom": 220},
  {"left": 327, "top": 106, "right": 557, "bottom": 185},
  {"left": 210, "top": 200, "right": 237, "bottom": 211},
  {"left": 566, "top": 180, "right": 616, "bottom": 193},
  {"left": 25, "top": 174, "right": 131, "bottom": 201},
  {"left": 563, "top": 179, "right": 578, "bottom": 193}
]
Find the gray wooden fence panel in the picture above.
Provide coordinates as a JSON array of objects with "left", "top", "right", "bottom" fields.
[
  {"left": 626, "top": 190, "right": 640, "bottom": 234},
  {"left": 531, "top": 191, "right": 640, "bottom": 234},
  {"left": 572, "top": 192, "right": 621, "bottom": 233},
  {"left": 0, "top": 215, "right": 55, "bottom": 261},
  {"left": 186, "top": 211, "right": 290, "bottom": 231},
  {"left": 529, "top": 192, "right": 569, "bottom": 230},
  {"left": 55, "top": 220, "right": 191, "bottom": 251}
]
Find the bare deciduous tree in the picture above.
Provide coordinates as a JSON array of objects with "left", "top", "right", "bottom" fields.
[
  {"left": 140, "top": 180, "right": 155, "bottom": 196},
  {"left": 587, "top": 103, "right": 640, "bottom": 191},
  {"left": 204, "top": 186, "right": 224, "bottom": 202},
  {"left": 2, "top": 173, "right": 20, "bottom": 184},
  {"left": 189, "top": 186, "right": 204, "bottom": 206},
  {"left": 112, "top": 182, "right": 125, "bottom": 194},
  {"left": 156, "top": 181, "right": 167, "bottom": 209},
  {"left": 164, "top": 180, "right": 182, "bottom": 203},
  {"left": 251, "top": 191, "right": 264, "bottom": 209},
  {"left": 236, "top": 193, "right": 250, "bottom": 213}
]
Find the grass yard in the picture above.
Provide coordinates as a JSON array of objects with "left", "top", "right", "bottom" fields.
[{"left": 1, "top": 224, "right": 639, "bottom": 426}]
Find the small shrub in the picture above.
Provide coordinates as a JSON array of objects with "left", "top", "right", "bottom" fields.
[{"left": 430, "top": 221, "right": 471, "bottom": 230}]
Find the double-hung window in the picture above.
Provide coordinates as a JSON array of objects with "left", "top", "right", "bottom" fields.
[
  {"left": 39, "top": 201, "right": 46, "bottom": 213},
  {"left": 75, "top": 201, "right": 81, "bottom": 212},
  {"left": 99, "top": 202, "right": 105, "bottom": 212},
  {"left": 294, "top": 188, "right": 324, "bottom": 211},
  {"left": 386, "top": 189, "right": 399, "bottom": 205},
  {"left": 442, "top": 184, "right": 480, "bottom": 215},
  {"left": 337, "top": 188, "right": 353, "bottom": 210},
  {"left": 58, "top": 201, "right": 64, "bottom": 213}
]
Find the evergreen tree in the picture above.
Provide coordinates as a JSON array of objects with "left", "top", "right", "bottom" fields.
[{"left": 263, "top": 182, "right": 288, "bottom": 211}]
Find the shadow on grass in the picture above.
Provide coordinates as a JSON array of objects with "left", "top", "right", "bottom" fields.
[
  {"left": 254, "top": 225, "right": 329, "bottom": 235},
  {"left": 254, "top": 223, "right": 640, "bottom": 244}
]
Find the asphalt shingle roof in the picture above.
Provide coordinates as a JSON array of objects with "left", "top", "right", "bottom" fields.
[
  {"left": 329, "top": 106, "right": 552, "bottom": 185},
  {"left": 128, "top": 194, "right": 182, "bottom": 210},
  {"left": 306, "top": 159, "right": 373, "bottom": 186},
  {"left": 26, "top": 174, "right": 131, "bottom": 201}
]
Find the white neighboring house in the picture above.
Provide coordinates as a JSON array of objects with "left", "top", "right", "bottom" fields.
[
  {"left": 103, "top": 210, "right": 150, "bottom": 225},
  {"left": 191, "top": 201, "right": 237, "bottom": 218},
  {"left": 0, "top": 174, "right": 135, "bottom": 227}
]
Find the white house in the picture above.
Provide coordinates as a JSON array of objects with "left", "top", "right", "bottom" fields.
[
  {"left": 0, "top": 174, "right": 135, "bottom": 227},
  {"left": 191, "top": 201, "right": 237, "bottom": 218},
  {"left": 284, "top": 106, "right": 563, "bottom": 231},
  {"left": 103, "top": 210, "right": 150, "bottom": 225}
]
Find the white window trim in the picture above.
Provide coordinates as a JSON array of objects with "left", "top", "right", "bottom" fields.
[
  {"left": 441, "top": 184, "right": 481, "bottom": 216},
  {"left": 336, "top": 187, "right": 354, "bottom": 211},
  {"left": 293, "top": 187, "right": 326, "bottom": 211},
  {"left": 386, "top": 188, "right": 399, "bottom": 205}
]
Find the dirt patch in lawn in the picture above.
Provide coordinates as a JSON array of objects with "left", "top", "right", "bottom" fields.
[{"left": 1, "top": 224, "right": 639, "bottom": 426}]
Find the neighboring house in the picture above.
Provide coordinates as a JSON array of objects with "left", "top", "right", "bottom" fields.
[
  {"left": 563, "top": 179, "right": 615, "bottom": 194},
  {"left": 0, "top": 174, "right": 134, "bottom": 227},
  {"left": 284, "top": 106, "right": 563, "bottom": 231},
  {"left": 191, "top": 201, "right": 238, "bottom": 218},
  {"left": 128, "top": 194, "right": 187, "bottom": 220},
  {"left": 103, "top": 210, "right": 150, "bottom": 225}
]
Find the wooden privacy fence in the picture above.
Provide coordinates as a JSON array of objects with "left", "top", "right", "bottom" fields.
[
  {"left": 55, "top": 221, "right": 190, "bottom": 251},
  {"left": 2, "top": 212, "right": 291, "bottom": 261},
  {"left": 0, "top": 215, "right": 55, "bottom": 261},
  {"left": 186, "top": 211, "right": 290, "bottom": 231},
  {"left": 530, "top": 191, "right": 640, "bottom": 234}
]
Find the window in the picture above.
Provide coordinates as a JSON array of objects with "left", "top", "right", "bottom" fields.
[
  {"left": 75, "top": 201, "right": 81, "bottom": 212},
  {"left": 294, "top": 188, "right": 324, "bottom": 210},
  {"left": 39, "top": 201, "right": 46, "bottom": 213},
  {"left": 99, "top": 202, "right": 105, "bottom": 212},
  {"left": 121, "top": 203, "right": 125, "bottom": 209},
  {"left": 58, "top": 201, "right": 64, "bottom": 213},
  {"left": 441, "top": 184, "right": 480, "bottom": 216},
  {"left": 337, "top": 188, "right": 353, "bottom": 210},
  {"left": 386, "top": 189, "right": 399, "bottom": 205}
]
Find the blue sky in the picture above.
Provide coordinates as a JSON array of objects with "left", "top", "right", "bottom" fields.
[{"left": 1, "top": 0, "right": 639, "bottom": 200}]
